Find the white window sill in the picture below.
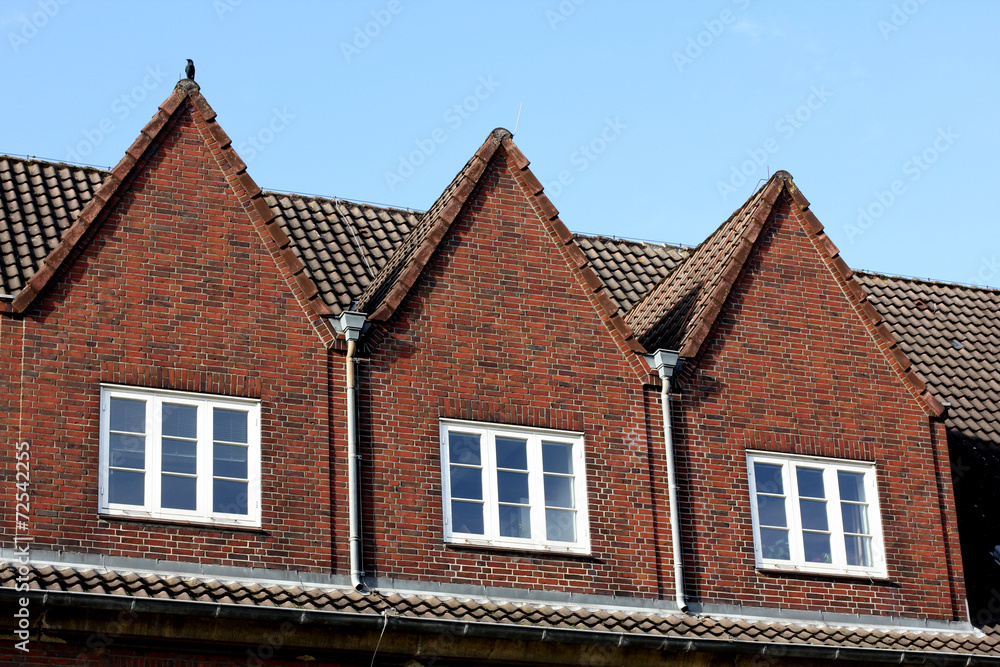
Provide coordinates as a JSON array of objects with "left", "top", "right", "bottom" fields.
[
  {"left": 756, "top": 562, "right": 890, "bottom": 581},
  {"left": 99, "top": 510, "right": 264, "bottom": 532},
  {"left": 446, "top": 536, "right": 592, "bottom": 557}
]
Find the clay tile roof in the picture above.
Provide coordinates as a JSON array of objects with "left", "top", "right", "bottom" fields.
[
  {"left": 266, "top": 191, "right": 420, "bottom": 311},
  {"left": 353, "top": 129, "right": 507, "bottom": 320},
  {"left": 0, "top": 157, "right": 105, "bottom": 295},
  {"left": 574, "top": 235, "right": 690, "bottom": 312},
  {"left": 624, "top": 174, "right": 785, "bottom": 356},
  {"left": 8, "top": 562, "right": 998, "bottom": 657},
  {"left": 856, "top": 272, "right": 1000, "bottom": 443}
]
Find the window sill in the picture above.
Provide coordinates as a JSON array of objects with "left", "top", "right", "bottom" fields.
[
  {"left": 756, "top": 564, "right": 892, "bottom": 583},
  {"left": 98, "top": 514, "right": 268, "bottom": 535},
  {"left": 445, "top": 541, "right": 596, "bottom": 560}
]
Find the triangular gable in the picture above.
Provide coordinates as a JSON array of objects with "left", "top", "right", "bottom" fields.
[
  {"left": 356, "top": 129, "right": 650, "bottom": 381},
  {"left": 6, "top": 80, "right": 336, "bottom": 343},
  {"left": 628, "top": 171, "right": 945, "bottom": 417}
]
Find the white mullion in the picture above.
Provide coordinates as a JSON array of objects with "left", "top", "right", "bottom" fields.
[
  {"left": 440, "top": 423, "right": 452, "bottom": 537},
  {"left": 198, "top": 400, "right": 211, "bottom": 517},
  {"left": 250, "top": 406, "right": 261, "bottom": 521},
  {"left": 148, "top": 396, "right": 160, "bottom": 514},
  {"left": 527, "top": 433, "right": 545, "bottom": 544},
  {"left": 573, "top": 438, "right": 587, "bottom": 543},
  {"left": 827, "top": 467, "right": 847, "bottom": 568},
  {"left": 866, "top": 470, "right": 885, "bottom": 570},
  {"left": 98, "top": 390, "right": 110, "bottom": 510},
  {"left": 483, "top": 429, "right": 499, "bottom": 543},
  {"left": 786, "top": 462, "right": 804, "bottom": 564},
  {"left": 747, "top": 456, "right": 763, "bottom": 561}
]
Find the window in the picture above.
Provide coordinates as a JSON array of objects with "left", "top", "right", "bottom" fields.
[
  {"left": 99, "top": 385, "right": 261, "bottom": 526},
  {"left": 746, "top": 451, "right": 886, "bottom": 577},
  {"left": 440, "top": 419, "right": 589, "bottom": 553}
]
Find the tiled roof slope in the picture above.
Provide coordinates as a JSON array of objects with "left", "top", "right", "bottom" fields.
[
  {"left": 0, "top": 157, "right": 105, "bottom": 295},
  {"left": 624, "top": 174, "right": 784, "bottom": 355},
  {"left": 574, "top": 235, "right": 690, "bottom": 312},
  {"left": 353, "top": 129, "right": 506, "bottom": 320},
  {"left": 3, "top": 563, "right": 997, "bottom": 660},
  {"left": 267, "top": 193, "right": 419, "bottom": 311},
  {"left": 857, "top": 272, "right": 1000, "bottom": 443}
]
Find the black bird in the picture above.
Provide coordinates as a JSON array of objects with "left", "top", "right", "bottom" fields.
[{"left": 185, "top": 59, "right": 195, "bottom": 81}]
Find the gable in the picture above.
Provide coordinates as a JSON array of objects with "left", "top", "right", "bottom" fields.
[{"left": 676, "top": 192, "right": 963, "bottom": 618}]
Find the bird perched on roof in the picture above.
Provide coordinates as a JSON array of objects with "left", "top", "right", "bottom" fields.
[{"left": 185, "top": 59, "right": 195, "bottom": 81}]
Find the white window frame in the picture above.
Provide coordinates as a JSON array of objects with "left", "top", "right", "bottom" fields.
[
  {"left": 746, "top": 451, "right": 887, "bottom": 577},
  {"left": 98, "top": 384, "right": 261, "bottom": 527},
  {"left": 440, "top": 419, "right": 590, "bottom": 554}
]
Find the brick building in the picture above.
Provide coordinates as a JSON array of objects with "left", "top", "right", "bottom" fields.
[{"left": 1, "top": 77, "right": 999, "bottom": 665}]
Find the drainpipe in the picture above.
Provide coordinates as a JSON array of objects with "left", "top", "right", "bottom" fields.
[
  {"left": 652, "top": 349, "right": 687, "bottom": 612},
  {"left": 334, "top": 311, "right": 368, "bottom": 592}
]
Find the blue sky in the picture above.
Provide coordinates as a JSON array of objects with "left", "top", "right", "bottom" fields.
[{"left": 2, "top": 0, "right": 997, "bottom": 288}]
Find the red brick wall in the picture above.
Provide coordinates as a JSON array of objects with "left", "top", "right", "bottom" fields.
[
  {"left": 357, "top": 149, "right": 671, "bottom": 597},
  {"left": 674, "top": 193, "right": 964, "bottom": 619},
  {"left": 0, "top": 105, "right": 334, "bottom": 572}
]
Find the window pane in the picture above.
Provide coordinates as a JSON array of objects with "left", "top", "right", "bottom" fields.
[
  {"left": 542, "top": 442, "right": 573, "bottom": 474},
  {"left": 161, "top": 475, "right": 197, "bottom": 510},
  {"left": 838, "top": 471, "right": 866, "bottom": 502},
  {"left": 546, "top": 508, "right": 576, "bottom": 542},
  {"left": 449, "top": 432, "right": 480, "bottom": 465},
  {"left": 498, "top": 504, "right": 531, "bottom": 538},
  {"left": 799, "top": 499, "right": 829, "bottom": 530},
  {"left": 110, "top": 433, "right": 145, "bottom": 469},
  {"left": 214, "top": 479, "right": 248, "bottom": 515},
  {"left": 214, "top": 443, "right": 248, "bottom": 479},
  {"left": 495, "top": 437, "right": 527, "bottom": 470},
  {"left": 802, "top": 531, "right": 832, "bottom": 563},
  {"left": 796, "top": 467, "right": 825, "bottom": 498},
  {"left": 756, "top": 495, "right": 787, "bottom": 527},
  {"left": 162, "top": 403, "right": 197, "bottom": 438},
  {"left": 109, "top": 469, "right": 144, "bottom": 505},
  {"left": 451, "top": 500, "right": 484, "bottom": 534},
  {"left": 845, "top": 534, "right": 873, "bottom": 567},
  {"left": 449, "top": 465, "right": 482, "bottom": 500},
  {"left": 214, "top": 408, "right": 248, "bottom": 444},
  {"left": 497, "top": 470, "right": 529, "bottom": 504},
  {"left": 544, "top": 475, "right": 574, "bottom": 509},
  {"left": 162, "top": 438, "right": 198, "bottom": 474},
  {"left": 754, "top": 463, "right": 783, "bottom": 494},
  {"left": 110, "top": 397, "right": 145, "bottom": 433},
  {"left": 759, "top": 527, "right": 790, "bottom": 560},
  {"left": 841, "top": 503, "right": 870, "bottom": 535}
]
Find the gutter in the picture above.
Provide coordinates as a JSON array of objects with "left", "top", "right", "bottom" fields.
[
  {"left": 651, "top": 349, "right": 686, "bottom": 612},
  {"left": 333, "top": 311, "right": 369, "bottom": 591},
  {"left": 9, "top": 588, "right": 994, "bottom": 666}
]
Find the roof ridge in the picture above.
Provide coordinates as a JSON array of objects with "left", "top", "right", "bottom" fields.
[
  {"left": 857, "top": 269, "right": 1000, "bottom": 294},
  {"left": 263, "top": 189, "right": 425, "bottom": 216},
  {"left": 0, "top": 154, "right": 111, "bottom": 176}
]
